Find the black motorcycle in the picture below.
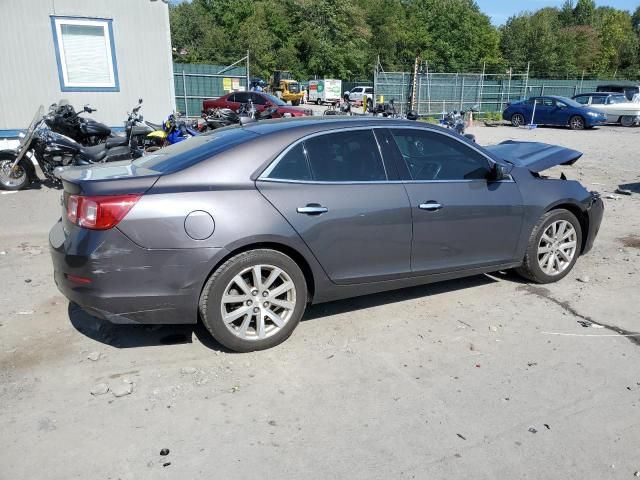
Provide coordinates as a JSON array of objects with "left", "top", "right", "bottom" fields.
[
  {"left": 440, "top": 106, "right": 479, "bottom": 142},
  {"left": 0, "top": 106, "right": 141, "bottom": 190},
  {"left": 46, "top": 101, "right": 112, "bottom": 146}
]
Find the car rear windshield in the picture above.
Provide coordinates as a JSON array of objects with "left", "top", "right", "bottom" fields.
[{"left": 132, "top": 127, "right": 258, "bottom": 174}]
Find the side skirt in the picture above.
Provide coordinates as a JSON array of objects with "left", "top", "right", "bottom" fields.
[{"left": 311, "top": 262, "right": 521, "bottom": 304}]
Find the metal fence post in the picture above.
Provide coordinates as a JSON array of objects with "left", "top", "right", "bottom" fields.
[
  {"left": 182, "top": 70, "right": 188, "bottom": 117},
  {"left": 460, "top": 76, "right": 465, "bottom": 110},
  {"left": 426, "top": 63, "right": 431, "bottom": 115},
  {"left": 246, "top": 50, "right": 250, "bottom": 91},
  {"left": 541, "top": 84, "right": 545, "bottom": 96}
]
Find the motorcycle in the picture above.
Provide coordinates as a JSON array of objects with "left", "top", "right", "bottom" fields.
[
  {"left": 45, "top": 100, "right": 112, "bottom": 146},
  {"left": 371, "top": 99, "right": 400, "bottom": 118},
  {"left": 196, "top": 100, "right": 278, "bottom": 132},
  {"left": 323, "top": 99, "right": 352, "bottom": 116},
  {"left": 0, "top": 106, "right": 141, "bottom": 190},
  {"left": 440, "top": 106, "right": 478, "bottom": 142}
]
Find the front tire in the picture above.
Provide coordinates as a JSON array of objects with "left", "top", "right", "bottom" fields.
[
  {"left": 199, "top": 249, "right": 308, "bottom": 352},
  {"left": 510, "top": 113, "right": 525, "bottom": 127},
  {"left": 0, "top": 152, "right": 32, "bottom": 191},
  {"left": 516, "top": 209, "right": 582, "bottom": 284},
  {"left": 569, "top": 115, "right": 585, "bottom": 130}
]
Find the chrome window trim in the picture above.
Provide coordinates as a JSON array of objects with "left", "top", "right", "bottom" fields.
[
  {"left": 258, "top": 177, "right": 514, "bottom": 185},
  {"left": 258, "top": 124, "right": 510, "bottom": 184}
]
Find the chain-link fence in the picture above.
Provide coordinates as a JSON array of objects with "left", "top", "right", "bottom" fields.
[
  {"left": 374, "top": 63, "right": 631, "bottom": 116},
  {"left": 174, "top": 54, "right": 249, "bottom": 117}
]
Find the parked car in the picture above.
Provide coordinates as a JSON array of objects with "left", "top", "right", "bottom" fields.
[
  {"left": 50, "top": 118, "right": 603, "bottom": 352},
  {"left": 203, "top": 91, "right": 312, "bottom": 117},
  {"left": 503, "top": 96, "right": 606, "bottom": 129},
  {"left": 572, "top": 92, "right": 640, "bottom": 127},
  {"left": 343, "top": 86, "right": 374, "bottom": 109},
  {"left": 596, "top": 84, "right": 640, "bottom": 102}
]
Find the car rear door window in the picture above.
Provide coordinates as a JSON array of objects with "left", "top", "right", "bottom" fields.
[
  {"left": 592, "top": 96, "right": 606, "bottom": 105},
  {"left": 574, "top": 96, "right": 589, "bottom": 105},
  {"left": 251, "top": 93, "right": 267, "bottom": 105},
  {"left": 390, "top": 129, "right": 489, "bottom": 181},
  {"left": 304, "top": 130, "right": 386, "bottom": 182},
  {"left": 365, "top": 87, "right": 374, "bottom": 94},
  {"left": 267, "top": 144, "right": 311, "bottom": 181},
  {"left": 234, "top": 92, "right": 250, "bottom": 104}
]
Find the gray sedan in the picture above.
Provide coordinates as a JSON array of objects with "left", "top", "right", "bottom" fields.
[{"left": 50, "top": 118, "right": 604, "bottom": 352}]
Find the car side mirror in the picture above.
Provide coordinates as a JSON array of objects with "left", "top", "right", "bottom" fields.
[{"left": 489, "top": 162, "right": 513, "bottom": 181}]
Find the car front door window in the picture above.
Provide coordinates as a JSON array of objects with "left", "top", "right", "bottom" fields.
[{"left": 391, "top": 129, "right": 488, "bottom": 181}]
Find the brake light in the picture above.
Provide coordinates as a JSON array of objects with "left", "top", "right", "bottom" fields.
[{"left": 66, "top": 194, "right": 141, "bottom": 230}]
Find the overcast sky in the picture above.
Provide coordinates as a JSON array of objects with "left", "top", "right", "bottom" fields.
[{"left": 476, "top": 0, "right": 637, "bottom": 25}]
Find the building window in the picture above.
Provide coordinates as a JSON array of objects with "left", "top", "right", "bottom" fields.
[{"left": 51, "top": 17, "right": 119, "bottom": 92}]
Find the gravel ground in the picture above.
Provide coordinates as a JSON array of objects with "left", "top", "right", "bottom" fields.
[{"left": 0, "top": 123, "right": 639, "bottom": 479}]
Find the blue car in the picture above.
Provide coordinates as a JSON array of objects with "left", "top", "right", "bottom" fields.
[{"left": 503, "top": 96, "right": 607, "bottom": 130}]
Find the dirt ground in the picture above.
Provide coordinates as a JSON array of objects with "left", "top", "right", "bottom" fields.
[{"left": 1, "top": 123, "right": 639, "bottom": 480}]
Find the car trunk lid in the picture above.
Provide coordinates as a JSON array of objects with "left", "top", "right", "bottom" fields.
[
  {"left": 485, "top": 140, "right": 582, "bottom": 172},
  {"left": 60, "top": 160, "right": 160, "bottom": 196}
]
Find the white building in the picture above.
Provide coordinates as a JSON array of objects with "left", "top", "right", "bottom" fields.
[{"left": 0, "top": 0, "right": 175, "bottom": 138}]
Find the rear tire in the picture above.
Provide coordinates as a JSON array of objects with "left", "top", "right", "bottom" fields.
[
  {"left": 620, "top": 115, "right": 635, "bottom": 127},
  {"left": 510, "top": 113, "right": 525, "bottom": 127},
  {"left": 569, "top": 115, "right": 585, "bottom": 130},
  {"left": 516, "top": 209, "right": 582, "bottom": 284},
  {"left": 199, "top": 249, "right": 308, "bottom": 352},
  {"left": 292, "top": 99, "right": 300, "bottom": 106}
]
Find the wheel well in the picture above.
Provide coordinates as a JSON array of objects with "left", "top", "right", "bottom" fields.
[
  {"left": 547, "top": 204, "right": 589, "bottom": 253},
  {"left": 202, "top": 242, "right": 316, "bottom": 302}
]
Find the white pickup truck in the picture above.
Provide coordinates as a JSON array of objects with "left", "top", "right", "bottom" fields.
[{"left": 344, "top": 86, "right": 374, "bottom": 109}]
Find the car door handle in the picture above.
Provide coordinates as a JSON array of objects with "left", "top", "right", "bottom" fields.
[
  {"left": 419, "top": 202, "right": 443, "bottom": 211},
  {"left": 297, "top": 204, "right": 328, "bottom": 215}
]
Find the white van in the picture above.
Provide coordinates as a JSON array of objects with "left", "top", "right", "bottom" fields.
[{"left": 308, "top": 79, "right": 342, "bottom": 105}]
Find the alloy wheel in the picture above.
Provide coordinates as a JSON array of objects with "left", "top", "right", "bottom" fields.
[
  {"left": 570, "top": 116, "right": 585, "bottom": 130},
  {"left": 537, "top": 220, "right": 578, "bottom": 276},
  {"left": 512, "top": 114, "right": 524, "bottom": 127},
  {"left": 0, "top": 160, "right": 26, "bottom": 188},
  {"left": 220, "top": 264, "right": 297, "bottom": 341}
]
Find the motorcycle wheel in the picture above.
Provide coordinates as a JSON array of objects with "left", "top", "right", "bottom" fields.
[{"left": 0, "top": 154, "right": 30, "bottom": 191}]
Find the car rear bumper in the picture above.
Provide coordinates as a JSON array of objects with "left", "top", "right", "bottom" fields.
[
  {"left": 583, "top": 193, "right": 604, "bottom": 254},
  {"left": 49, "top": 219, "right": 223, "bottom": 324}
]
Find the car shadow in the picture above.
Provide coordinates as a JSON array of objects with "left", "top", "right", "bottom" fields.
[
  {"left": 68, "top": 273, "right": 505, "bottom": 351},
  {"left": 303, "top": 274, "right": 499, "bottom": 320},
  {"left": 618, "top": 182, "right": 640, "bottom": 194},
  {"left": 68, "top": 302, "right": 233, "bottom": 353}
]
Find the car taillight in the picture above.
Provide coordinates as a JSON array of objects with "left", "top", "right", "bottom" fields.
[{"left": 66, "top": 194, "right": 141, "bottom": 230}]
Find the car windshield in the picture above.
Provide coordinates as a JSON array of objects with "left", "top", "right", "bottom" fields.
[
  {"left": 554, "top": 97, "right": 582, "bottom": 108},
  {"left": 132, "top": 126, "right": 258, "bottom": 174},
  {"left": 261, "top": 93, "right": 287, "bottom": 106}
]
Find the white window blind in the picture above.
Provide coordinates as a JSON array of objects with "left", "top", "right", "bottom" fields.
[{"left": 52, "top": 18, "right": 118, "bottom": 90}]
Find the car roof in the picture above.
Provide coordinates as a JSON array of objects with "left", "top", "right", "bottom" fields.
[
  {"left": 575, "top": 92, "right": 624, "bottom": 96},
  {"left": 240, "top": 116, "right": 433, "bottom": 136}
]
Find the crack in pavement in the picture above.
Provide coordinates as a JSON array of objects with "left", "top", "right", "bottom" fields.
[{"left": 518, "top": 284, "right": 640, "bottom": 347}]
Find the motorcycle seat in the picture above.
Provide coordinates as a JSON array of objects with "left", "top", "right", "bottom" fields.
[
  {"left": 145, "top": 121, "right": 163, "bottom": 131},
  {"left": 79, "top": 144, "right": 108, "bottom": 162},
  {"left": 105, "top": 136, "right": 128, "bottom": 148}
]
